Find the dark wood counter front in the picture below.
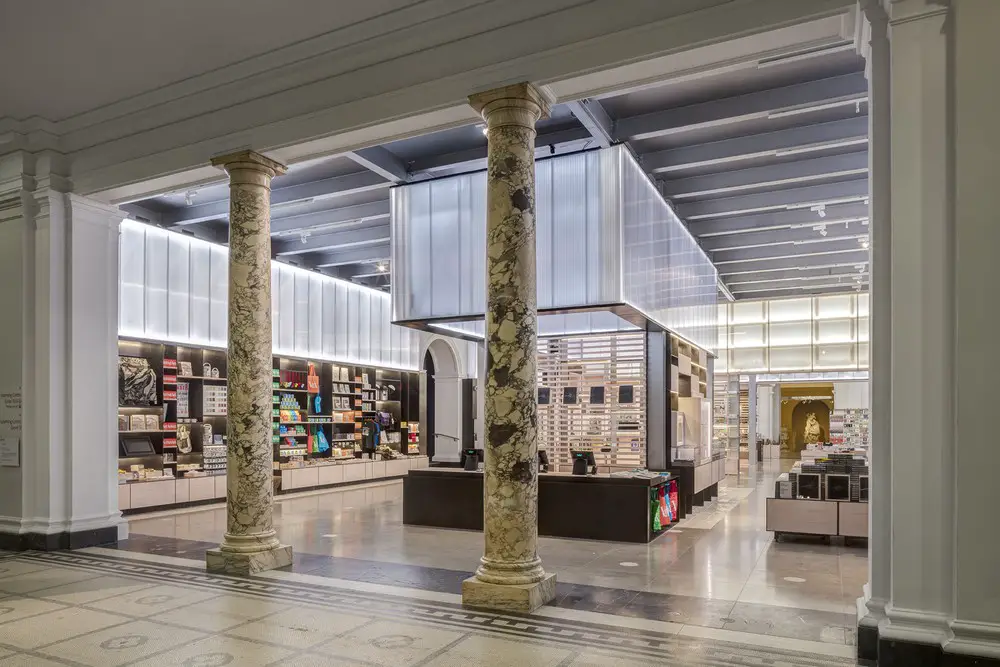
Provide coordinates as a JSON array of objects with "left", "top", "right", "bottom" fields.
[{"left": 403, "top": 468, "right": 674, "bottom": 543}]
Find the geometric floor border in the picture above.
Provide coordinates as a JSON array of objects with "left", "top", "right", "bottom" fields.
[{"left": 14, "top": 550, "right": 855, "bottom": 667}]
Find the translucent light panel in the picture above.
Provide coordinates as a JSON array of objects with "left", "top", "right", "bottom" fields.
[
  {"left": 391, "top": 146, "right": 717, "bottom": 353},
  {"left": 722, "top": 294, "right": 870, "bottom": 372},
  {"left": 119, "top": 219, "right": 419, "bottom": 369}
]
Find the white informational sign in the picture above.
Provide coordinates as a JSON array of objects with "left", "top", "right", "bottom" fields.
[
  {"left": 0, "top": 437, "right": 19, "bottom": 467},
  {"left": 0, "top": 389, "right": 22, "bottom": 467}
]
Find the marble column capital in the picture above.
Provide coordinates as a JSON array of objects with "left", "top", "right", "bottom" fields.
[
  {"left": 211, "top": 150, "right": 287, "bottom": 185},
  {"left": 469, "top": 82, "right": 550, "bottom": 129}
]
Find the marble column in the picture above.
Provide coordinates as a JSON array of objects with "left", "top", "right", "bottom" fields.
[
  {"left": 206, "top": 150, "right": 292, "bottom": 575},
  {"left": 462, "top": 83, "right": 556, "bottom": 612}
]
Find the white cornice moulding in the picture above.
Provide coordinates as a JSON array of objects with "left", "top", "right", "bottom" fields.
[{"left": 10, "top": 0, "right": 854, "bottom": 200}]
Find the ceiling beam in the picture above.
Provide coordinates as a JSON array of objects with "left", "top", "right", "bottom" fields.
[
  {"left": 345, "top": 146, "right": 409, "bottom": 183},
  {"left": 312, "top": 244, "right": 391, "bottom": 268},
  {"left": 719, "top": 254, "right": 870, "bottom": 277},
  {"left": 273, "top": 224, "right": 390, "bottom": 256},
  {"left": 689, "top": 202, "right": 868, "bottom": 237},
  {"left": 733, "top": 283, "right": 868, "bottom": 300},
  {"left": 729, "top": 273, "right": 868, "bottom": 291},
  {"left": 725, "top": 264, "right": 868, "bottom": 285},
  {"left": 408, "top": 126, "right": 592, "bottom": 174},
  {"left": 701, "top": 222, "right": 868, "bottom": 251},
  {"left": 269, "top": 200, "right": 390, "bottom": 236},
  {"left": 663, "top": 151, "right": 868, "bottom": 200},
  {"left": 164, "top": 170, "right": 389, "bottom": 226},
  {"left": 614, "top": 73, "right": 868, "bottom": 141},
  {"left": 642, "top": 116, "right": 868, "bottom": 174},
  {"left": 678, "top": 178, "right": 868, "bottom": 220},
  {"left": 712, "top": 237, "right": 868, "bottom": 264},
  {"left": 565, "top": 99, "right": 614, "bottom": 148}
]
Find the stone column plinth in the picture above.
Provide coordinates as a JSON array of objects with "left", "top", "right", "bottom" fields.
[
  {"left": 461, "top": 83, "right": 555, "bottom": 613},
  {"left": 206, "top": 150, "right": 292, "bottom": 575}
]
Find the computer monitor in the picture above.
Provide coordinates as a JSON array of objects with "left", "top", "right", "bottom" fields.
[
  {"left": 571, "top": 450, "right": 597, "bottom": 476},
  {"left": 797, "top": 473, "right": 821, "bottom": 499},
  {"left": 120, "top": 435, "right": 155, "bottom": 457},
  {"left": 462, "top": 448, "right": 484, "bottom": 471}
]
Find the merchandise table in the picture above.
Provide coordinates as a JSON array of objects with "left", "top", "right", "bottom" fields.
[{"left": 403, "top": 468, "right": 674, "bottom": 543}]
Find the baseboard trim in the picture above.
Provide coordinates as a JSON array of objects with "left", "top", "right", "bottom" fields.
[
  {"left": 0, "top": 526, "right": 118, "bottom": 551},
  {"left": 860, "top": 624, "right": 1000, "bottom": 666}
]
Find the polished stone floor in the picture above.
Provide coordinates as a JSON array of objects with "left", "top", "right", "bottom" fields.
[
  {"left": 0, "top": 546, "right": 863, "bottom": 666},
  {"left": 105, "top": 461, "right": 870, "bottom": 665}
]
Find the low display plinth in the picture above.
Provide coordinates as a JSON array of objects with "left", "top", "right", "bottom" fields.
[
  {"left": 766, "top": 497, "right": 869, "bottom": 540},
  {"left": 662, "top": 452, "right": 726, "bottom": 519},
  {"left": 403, "top": 468, "right": 673, "bottom": 543}
]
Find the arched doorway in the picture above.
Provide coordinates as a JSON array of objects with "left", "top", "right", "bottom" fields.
[{"left": 424, "top": 338, "right": 462, "bottom": 464}]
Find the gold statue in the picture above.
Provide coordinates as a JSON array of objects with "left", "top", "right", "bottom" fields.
[{"left": 804, "top": 413, "right": 823, "bottom": 445}]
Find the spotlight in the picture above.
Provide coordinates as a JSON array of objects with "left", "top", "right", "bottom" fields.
[
  {"left": 860, "top": 237, "right": 870, "bottom": 250},
  {"left": 184, "top": 190, "right": 197, "bottom": 206},
  {"left": 810, "top": 204, "right": 826, "bottom": 218},
  {"left": 376, "top": 262, "right": 388, "bottom": 273},
  {"left": 479, "top": 125, "right": 488, "bottom": 136}
]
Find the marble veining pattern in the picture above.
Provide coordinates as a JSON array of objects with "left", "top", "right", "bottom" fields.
[
  {"left": 469, "top": 84, "right": 550, "bottom": 588},
  {"left": 206, "top": 151, "right": 290, "bottom": 573}
]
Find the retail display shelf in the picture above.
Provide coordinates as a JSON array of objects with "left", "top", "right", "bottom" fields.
[
  {"left": 273, "top": 387, "right": 313, "bottom": 394},
  {"left": 176, "top": 375, "right": 228, "bottom": 381}
]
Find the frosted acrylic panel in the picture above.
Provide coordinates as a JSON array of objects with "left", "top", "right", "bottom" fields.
[
  {"left": 768, "top": 298, "right": 812, "bottom": 322},
  {"left": 119, "top": 222, "right": 146, "bottom": 335},
  {"left": 209, "top": 247, "right": 227, "bottom": 343},
  {"left": 619, "top": 147, "right": 716, "bottom": 352},
  {"left": 815, "top": 318, "right": 855, "bottom": 344},
  {"left": 731, "top": 347, "right": 767, "bottom": 371},
  {"left": 308, "top": 276, "right": 323, "bottom": 354},
  {"left": 144, "top": 230, "right": 169, "bottom": 338},
  {"left": 769, "top": 320, "right": 812, "bottom": 347},
  {"left": 857, "top": 292, "right": 870, "bottom": 317},
  {"left": 166, "top": 234, "right": 190, "bottom": 339},
  {"left": 118, "top": 220, "right": 417, "bottom": 369},
  {"left": 189, "top": 243, "right": 211, "bottom": 342},
  {"left": 392, "top": 150, "right": 617, "bottom": 324},
  {"left": 858, "top": 342, "right": 870, "bottom": 369},
  {"left": 769, "top": 346, "right": 813, "bottom": 371},
  {"left": 731, "top": 301, "right": 766, "bottom": 324},
  {"left": 815, "top": 343, "right": 857, "bottom": 369},
  {"left": 334, "top": 281, "right": 348, "bottom": 359},
  {"left": 858, "top": 316, "right": 870, "bottom": 342},
  {"left": 731, "top": 323, "right": 765, "bottom": 348},
  {"left": 321, "top": 281, "right": 336, "bottom": 357},
  {"left": 815, "top": 294, "right": 855, "bottom": 319},
  {"left": 277, "top": 266, "right": 295, "bottom": 351}
]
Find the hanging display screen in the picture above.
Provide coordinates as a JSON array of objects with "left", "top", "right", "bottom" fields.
[
  {"left": 589, "top": 386, "right": 605, "bottom": 404},
  {"left": 619, "top": 385, "right": 634, "bottom": 404},
  {"left": 563, "top": 387, "right": 578, "bottom": 405},
  {"left": 538, "top": 388, "right": 551, "bottom": 405}
]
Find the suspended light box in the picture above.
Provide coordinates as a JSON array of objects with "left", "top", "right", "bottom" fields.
[{"left": 390, "top": 145, "right": 717, "bottom": 354}]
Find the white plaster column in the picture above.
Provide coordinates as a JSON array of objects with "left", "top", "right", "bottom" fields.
[
  {"left": 205, "top": 150, "right": 292, "bottom": 575},
  {"left": 949, "top": 0, "right": 1000, "bottom": 659},
  {"left": 881, "top": 0, "right": 955, "bottom": 654},
  {"left": 462, "top": 83, "right": 556, "bottom": 612},
  {"left": 856, "top": 0, "right": 892, "bottom": 660},
  {"left": 0, "top": 152, "right": 125, "bottom": 549}
]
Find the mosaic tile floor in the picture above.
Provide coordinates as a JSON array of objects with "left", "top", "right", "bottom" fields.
[{"left": 0, "top": 548, "right": 864, "bottom": 666}]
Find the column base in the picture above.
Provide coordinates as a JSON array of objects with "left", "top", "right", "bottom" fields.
[
  {"left": 462, "top": 573, "right": 556, "bottom": 613},
  {"left": 206, "top": 544, "right": 292, "bottom": 575}
]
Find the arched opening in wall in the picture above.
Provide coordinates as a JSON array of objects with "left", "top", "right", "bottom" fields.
[
  {"left": 423, "top": 351, "right": 436, "bottom": 461},
  {"left": 425, "top": 338, "right": 461, "bottom": 464}
]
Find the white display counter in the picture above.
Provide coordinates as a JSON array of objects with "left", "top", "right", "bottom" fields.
[{"left": 119, "top": 456, "right": 430, "bottom": 513}]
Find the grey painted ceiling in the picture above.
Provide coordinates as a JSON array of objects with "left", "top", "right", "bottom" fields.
[{"left": 125, "top": 43, "right": 869, "bottom": 299}]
